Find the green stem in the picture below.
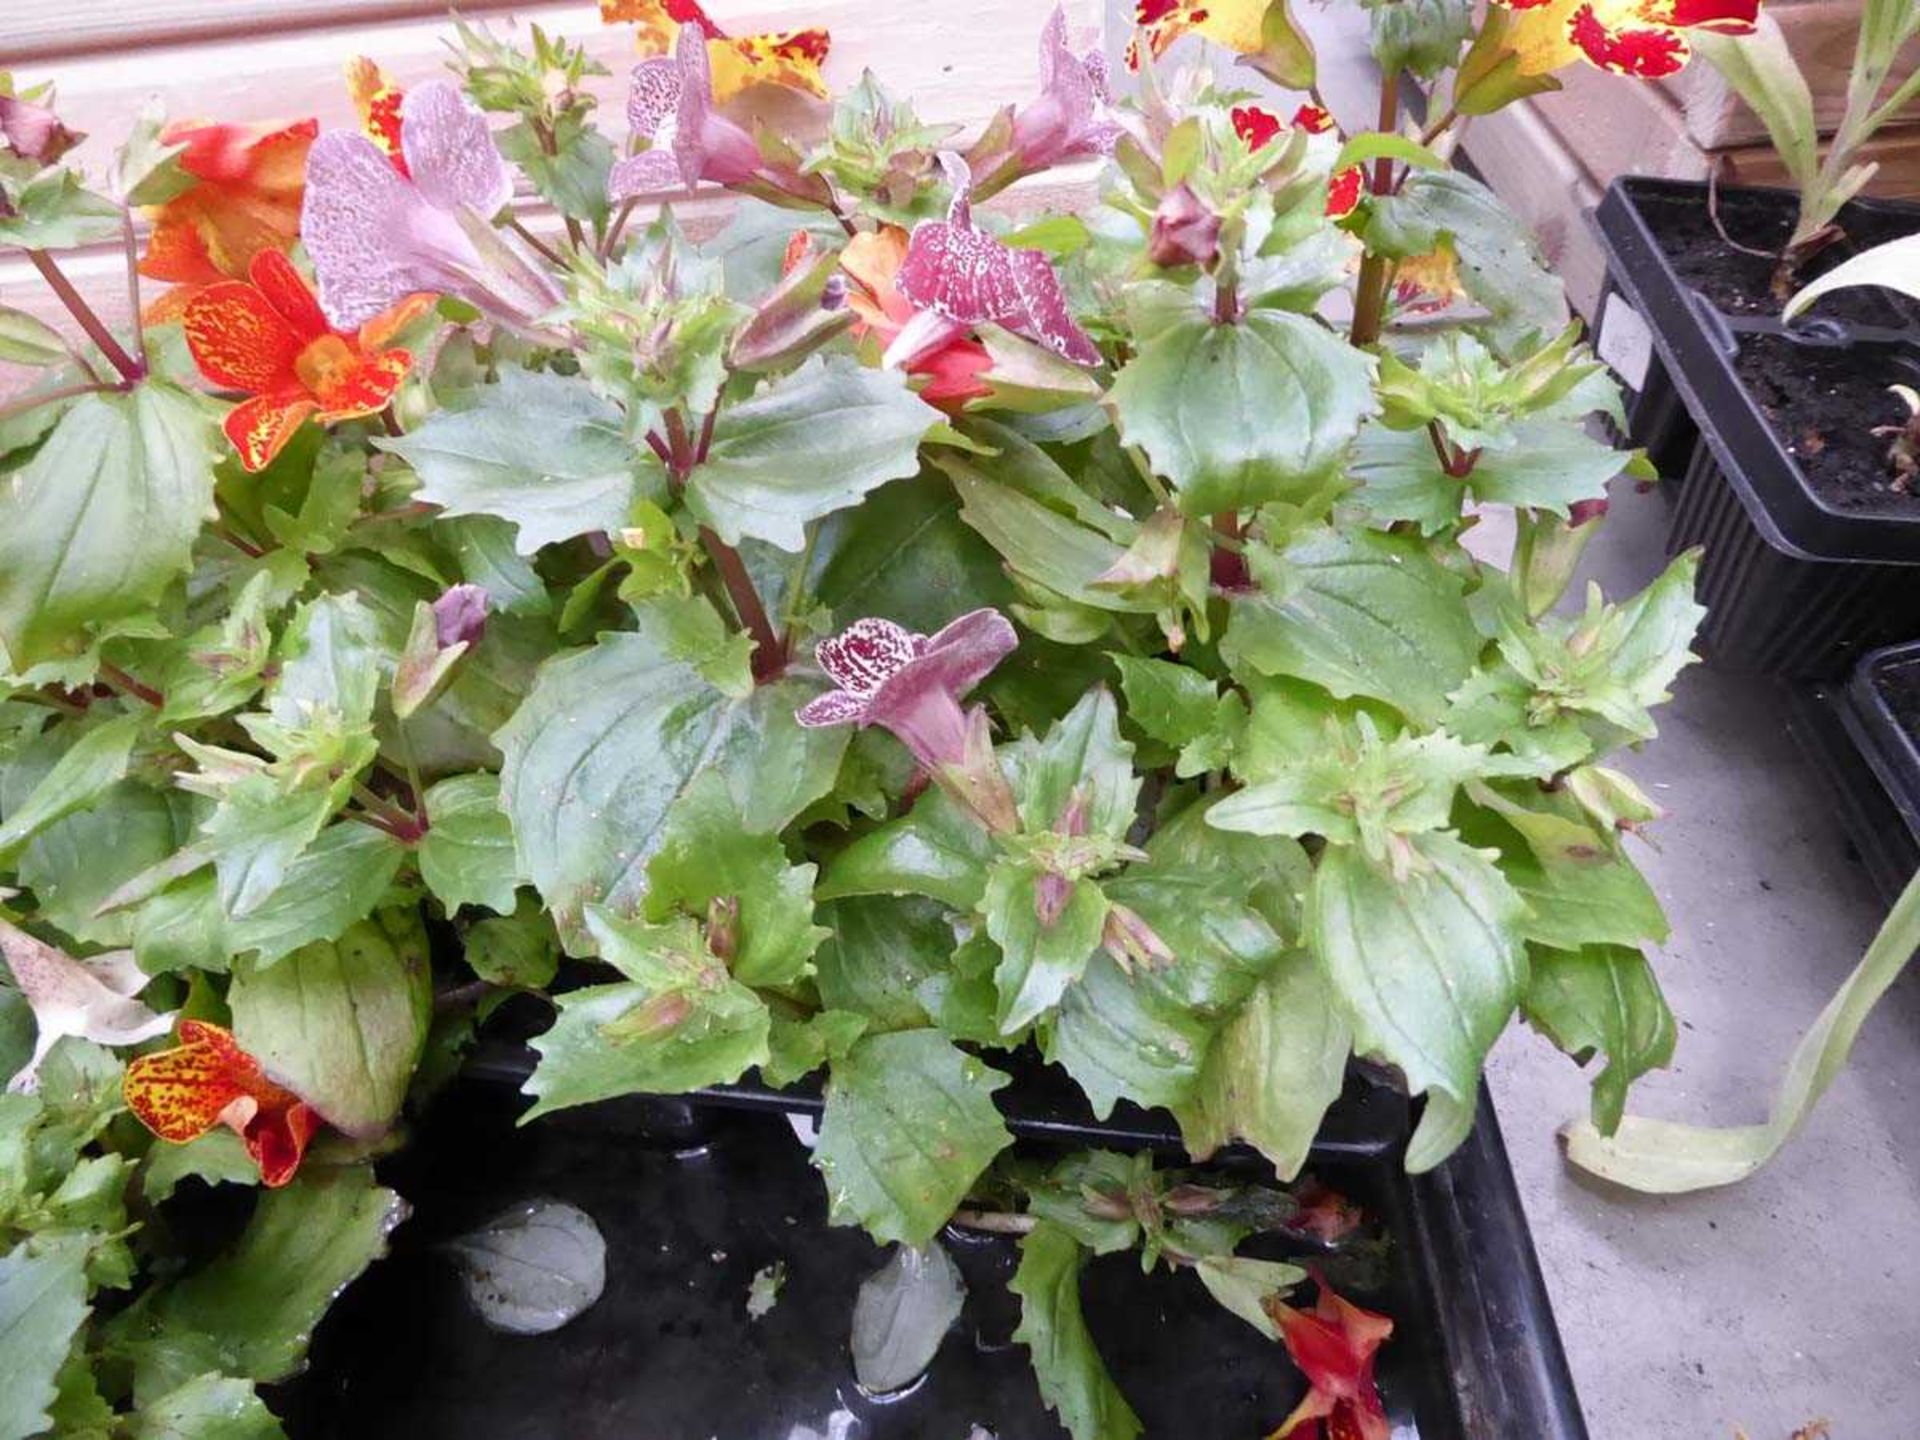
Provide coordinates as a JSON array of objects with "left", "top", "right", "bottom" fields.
[
  {"left": 0, "top": 381, "right": 112, "bottom": 425},
  {"left": 120, "top": 209, "right": 146, "bottom": 370}
]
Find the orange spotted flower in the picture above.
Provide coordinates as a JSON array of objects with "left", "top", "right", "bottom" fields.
[
  {"left": 124, "top": 1019, "right": 320, "bottom": 1188},
  {"left": 1264, "top": 1275, "right": 1395, "bottom": 1440},
  {"left": 1500, "top": 0, "right": 1759, "bottom": 78},
  {"left": 346, "top": 56, "right": 409, "bottom": 175},
  {"left": 602, "top": 0, "right": 831, "bottom": 100},
  {"left": 1233, "top": 105, "right": 1364, "bottom": 219},
  {"left": 183, "top": 248, "right": 416, "bottom": 471},
  {"left": 139, "top": 118, "right": 317, "bottom": 320}
]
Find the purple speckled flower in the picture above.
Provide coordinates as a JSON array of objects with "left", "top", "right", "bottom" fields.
[
  {"left": 608, "top": 23, "right": 768, "bottom": 200},
  {"left": 885, "top": 153, "right": 1100, "bottom": 371},
  {"left": 1008, "top": 7, "right": 1119, "bottom": 173},
  {"left": 301, "top": 81, "right": 562, "bottom": 334},
  {"left": 432, "top": 583, "right": 490, "bottom": 649}
]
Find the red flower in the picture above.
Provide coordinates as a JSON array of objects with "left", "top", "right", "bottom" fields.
[
  {"left": 183, "top": 249, "right": 419, "bottom": 472},
  {"left": 1232, "top": 105, "right": 1363, "bottom": 218},
  {"left": 839, "top": 225, "right": 993, "bottom": 413},
  {"left": 346, "top": 56, "right": 409, "bottom": 176},
  {"left": 1500, "top": 0, "right": 1759, "bottom": 79},
  {"left": 124, "top": 1019, "right": 320, "bottom": 1188},
  {"left": 1264, "top": 1275, "right": 1395, "bottom": 1440},
  {"left": 1232, "top": 105, "right": 1283, "bottom": 151},
  {"left": 138, "top": 119, "right": 316, "bottom": 293}
]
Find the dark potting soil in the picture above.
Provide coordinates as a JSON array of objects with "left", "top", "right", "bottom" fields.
[
  {"left": 1734, "top": 332, "right": 1919, "bottom": 513},
  {"left": 1639, "top": 188, "right": 1915, "bottom": 326}
]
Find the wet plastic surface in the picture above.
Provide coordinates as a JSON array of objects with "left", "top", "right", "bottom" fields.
[
  {"left": 277, "top": 1060, "right": 1586, "bottom": 1439},
  {"left": 1594, "top": 178, "right": 1920, "bottom": 677}
]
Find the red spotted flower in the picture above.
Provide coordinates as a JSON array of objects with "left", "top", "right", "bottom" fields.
[
  {"left": 183, "top": 248, "right": 417, "bottom": 471},
  {"left": 1233, "top": 104, "right": 1364, "bottom": 219},
  {"left": 124, "top": 1019, "right": 320, "bottom": 1188},
  {"left": 1264, "top": 1275, "right": 1395, "bottom": 1440},
  {"left": 1500, "top": 0, "right": 1759, "bottom": 78}
]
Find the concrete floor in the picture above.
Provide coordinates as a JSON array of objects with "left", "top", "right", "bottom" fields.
[{"left": 1486, "top": 487, "right": 1920, "bottom": 1440}]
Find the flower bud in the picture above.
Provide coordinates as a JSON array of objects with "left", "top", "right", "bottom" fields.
[
  {"left": 432, "top": 583, "right": 490, "bottom": 648},
  {"left": 1148, "top": 183, "right": 1221, "bottom": 269},
  {"left": 728, "top": 243, "right": 855, "bottom": 373},
  {"left": 0, "top": 93, "right": 82, "bottom": 166},
  {"left": 1101, "top": 902, "right": 1174, "bottom": 973}
]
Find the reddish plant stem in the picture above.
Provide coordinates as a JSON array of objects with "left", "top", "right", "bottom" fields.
[
  {"left": 0, "top": 381, "right": 112, "bottom": 425},
  {"left": 694, "top": 406, "right": 718, "bottom": 463},
  {"left": 98, "top": 663, "right": 163, "bottom": 708},
  {"left": 1347, "top": 74, "right": 1402, "bottom": 349},
  {"left": 28, "top": 249, "right": 143, "bottom": 384},
  {"left": 1210, "top": 510, "right": 1251, "bottom": 591},
  {"left": 120, "top": 210, "right": 147, "bottom": 369},
  {"left": 211, "top": 519, "right": 265, "bottom": 558}
]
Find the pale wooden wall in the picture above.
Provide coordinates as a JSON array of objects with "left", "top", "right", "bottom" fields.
[{"left": 0, "top": 0, "right": 1103, "bottom": 344}]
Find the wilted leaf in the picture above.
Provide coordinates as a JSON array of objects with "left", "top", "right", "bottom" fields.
[{"left": 442, "top": 1199, "right": 607, "bottom": 1335}]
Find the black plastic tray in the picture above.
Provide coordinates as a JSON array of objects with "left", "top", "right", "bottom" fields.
[
  {"left": 1593, "top": 177, "right": 1920, "bottom": 677},
  {"left": 1785, "top": 677, "right": 1919, "bottom": 904},
  {"left": 280, "top": 1052, "right": 1587, "bottom": 1439}
]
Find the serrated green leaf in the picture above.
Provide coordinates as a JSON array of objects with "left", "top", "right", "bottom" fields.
[
  {"left": 1047, "top": 953, "right": 1213, "bottom": 1116},
  {"left": 224, "top": 822, "right": 407, "bottom": 966},
  {"left": 810, "top": 475, "right": 1014, "bottom": 634},
  {"left": 18, "top": 782, "right": 181, "bottom": 946},
  {"left": 817, "top": 786, "right": 996, "bottom": 909},
  {"left": 813, "top": 1029, "right": 1010, "bottom": 1246},
  {"left": 762, "top": 1008, "right": 868, "bottom": 1088},
  {"left": 1174, "top": 950, "right": 1350, "bottom": 1179},
  {"left": 381, "top": 368, "right": 644, "bottom": 554},
  {"left": 0, "top": 712, "right": 143, "bottom": 861},
  {"left": 0, "top": 305, "right": 68, "bottom": 367},
  {"left": 0, "top": 386, "right": 215, "bottom": 673},
  {"left": 228, "top": 911, "right": 431, "bottom": 1136},
  {"left": 0, "top": 1235, "right": 90, "bottom": 1440},
  {"left": 441, "top": 515, "right": 553, "bottom": 617},
  {"left": 1367, "top": 0, "right": 1474, "bottom": 77},
  {"left": 267, "top": 591, "right": 386, "bottom": 731},
  {"left": 522, "top": 910, "right": 769, "bottom": 1118},
  {"left": 1222, "top": 527, "right": 1481, "bottom": 726},
  {"left": 1109, "top": 309, "right": 1376, "bottom": 515},
  {"left": 140, "top": 1130, "right": 257, "bottom": 1204},
  {"left": 496, "top": 623, "right": 843, "bottom": 938},
  {"left": 1110, "top": 655, "right": 1218, "bottom": 752},
  {"left": 813, "top": 895, "right": 951, "bottom": 1032},
  {"left": 113, "top": 1167, "right": 405, "bottom": 1404},
  {"left": 0, "top": 167, "right": 120, "bottom": 250},
  {"left": 984, "top": 862, "right": 1109, "bottom": 1035},
  {"left": 129, "top": 1375, "right": 285, "bottom": 1439},
  {"left": 1308, "top": 832, "right": 1527, "bottom": 1171},
  {"left": 1525, "top": 942, "right": 1675, "bottom": 1135},
  {"left": 461, "top": 894, "right": 559, "bottom": 989},
  {"left": 937, "top": 455, "right": 1142, "bottom": 615},
  {"left": 1010, "top": 1223, "right": 1143, "bottom": 1440},
  {"left": 1004, "top": 688, "right": 1139, "bottom": 839},
  {"left": 1352, "top": 418, "right": 1625, "bottom": 533},
  {"left": 686, "top": 356, "right": 937, "bottom": 552},
  {"left": 418, "top": 773, "right": 521, "bottom": 914}
]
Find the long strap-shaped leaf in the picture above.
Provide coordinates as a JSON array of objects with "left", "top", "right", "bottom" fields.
[{"left": 1564, "top": 867, "right": 1920, "bottom": 1192}]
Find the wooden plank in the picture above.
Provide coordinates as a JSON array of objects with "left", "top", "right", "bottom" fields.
[
  {"left": 1663, "top": 0, "right": 1920, "bottom": 149},
  {"left": 1529, "top": 60, "right": 1710, "bottom": 189},
  {"left": 1720, "top": 123, "right": 1920, "bottom": 196},
  {"left": 1, "top": 0, "right": 525, "bottom": 63},
  {"left": 1458, "top": 97, "right": 1609, "bottom": 321}
]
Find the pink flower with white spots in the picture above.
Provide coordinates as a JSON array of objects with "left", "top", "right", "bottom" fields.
[
  {"left": 884, "top": 153, "right": 1101, "bottom": 373},
  {"left": 1007, "top": 7, "right": 1119, "bottom": 174},
  {"left": 797, "top": 609, "right": 1021, "bottom": 831},
  {"left": 609, "top": 23, "right": 768, "bottom": 199},
  {"left": 301, "top": 81, "right": 563, "bottom": 334}
]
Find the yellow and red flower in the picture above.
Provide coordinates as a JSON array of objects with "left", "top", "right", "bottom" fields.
[
  {"left": 123, "top": 1019, "right": 320, "bottom": 1188},
  {"left": 183, "top": 248, "right": 418, "bottom": 472},
  {"left": 1264, "top": 1276, "right": 1395, "bottom": 1440},
  {"left": 138, "top": 118, "right": 317, "bottom": 320},
  {"left": 835, "top": 226, "right": 993, "bottom": 414},
  {"left": 1126, "top": 0, "right": 1267, "bottom": 70},
  {"left": 1500, "top": 0, "right": 1759, "bottom": 78},
  {"left": 1233, "top": 105, "right": 1365, "bottom": 219},
  {"left": 601, "top": 0, "right": 831, "bottom": 100},
  {"left": 346, "top": 56, "right": 409, "bottom": 175}
]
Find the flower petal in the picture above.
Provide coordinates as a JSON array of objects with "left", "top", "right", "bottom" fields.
[
  {"left": 347, "top": 56, "right": 410, "bottom": 175},
  {"left": 893, "top": 608, "right": 1019, "bottom": 704},
  {"left": 1661, "top": 0, "right": 1758, "bottom": 30},
  {"left": 1, "top": 922, "right": 172, "bottom": 1093},
  {"left": 248, "top": 248, "right": 331, "bottom": 347},
  {"left": 224, "top": 392, "right": 317, "bottom": 471},
  {"left": 138, "top": 215, "right": 227, "bottom": 286},
  {"left": 311, "top": 346, "right": 411, "bottom": 421},
  {"left": 795, "top": 689, "right": 871, "bottom": 728},
  {"left": 708, "top": 29, "right": 833, "bottom": 101},
  {"left": 1326, "top": 166, "right": 1365, "bottom": 218},
  {"left": 609, "top": 147, "right": 688, "bottom": 201},
  {"left": 817, "top": 617, "right": 921, "bottom": 696},
  {"left": 302, "top": 130, "right": 453, "bottom": 330},
  {"left": 1570, "top": 5, "right": 1689, "bottom": 75},
  {"left": 237, "top": 1096, "right": 320, "bottom": 1187},
  {"left": 399, "top": 81, "right": 513, "bottom": 216},
  {"left": 627, "top": 55, "right": 684, "bottom": 140},
  {"left": 123, "top": 1019, "right": 254, "bottom": 1143},
  {"left": 1233, "top": 105, "right": 1283, "bottom": 150},
  {"left": 183, "top": 280, "right": 303, "bottom": 393}
]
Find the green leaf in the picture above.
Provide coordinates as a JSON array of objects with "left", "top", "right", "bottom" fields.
[
  {"left": 1351, "top": 418, "right": 1625, "bottom": 533},
  {"left": 496, "top": 624, "right": 844, "bottom": 938},
  {"left": 1695, "top": 24, "right": 1818, "bottom": 195},
  {"left": 380, "top": 368, "right": 644, "bottom": 554},
  {"left": 0, "top": 713, "right": 143, "bottom": 861},
  {"left": 0, "top": 1236, "right": 90, "bottom": 1440},
  {"left": 129, "top": 1375, "right": 285, "bottom": 1440},
  {"left": 1333, "top": 131, "right": 1446, "bottom": 174},
  {"left": 115, "top": 1167, "right": 405, "bottom": 1403},
  {"left": 1109, "top": 309, "right": 1377, "bottom": 514},
  {"left": 1173, "top": 951, "right": 1350, "bottom": 1179},
  {"left": 0, "top": 386, "right": 216, "bottom": 673},
  {"left": 813, "top": 895, "right": 949, "bottom": 1032},
  {"left": 461, "top": 894, "right": 559, "bottom": 989},
  {"left": 1364, "top": 170, "right": 1568, "bottom": 352},
  {"left": 197, "top": 769, "right": 360, "bottom": 920},
  {"left": 228, "top": 911, "right": 432, "bottom": 1137},
  {"left": 812, "top": 1029, "right": 1011, "bottom": 1246},
  {"left": 1110, "top": 655, "right": 1218, "bottom": 752},
  {"left": 1525, "top": 942, "right": 1674, "bottom": 1135},
  {"left": 1308, "top": 832, "right": 1527, "bottom": 1170},
  {"left": 140, "top": 1130, "right": 257, "bottom": 1204},
  {"left": 817, "top": 786, "right": 996, "bottom": 910},
  {"left": 441, "top": 515, "right": 553, "bottom": 617},
  {"left": 1367, "top": 0, "right": 1473, "bottom": 78},
  {"left": 644, "top": 773, "right": 827, "bottom": 988},
  {"left": 521, "top": 911, "right": 769, "bottom": 1119},
  {"left": 0, "top": 167, "right": 120, "bottom": 250},
  {"left": 110, "top": 100, "right": 195, "bottom": 207},
  {"left": 687, "top": 355, "right": 938, "bottom": 552},
  {"left": 763, "top": 1008, "right": 869, "bottom": 1087},
  {"left": 224, "top": 822, "right": 407, "bottom": 966},
  {"left": 1222, "top": 527, "right": 1481, "bottom": 726},
  {"left": 984, "top": 863, "right": 1109, "bottom": 1035},
  {"left": 267, "top": 592, "right": 385, "bottom": 731},
  {"left": 1787, "top": 231, "right": 1920, "bottom": 316},
  {"left": 809, "top": 475, "right": 1014, "bottom": 634},
  {"left": 418, "top": 773, "right": 522, "bottom": 914},
  {"left": 1010, "top": 1223, "right": 1143, "bottom": 1440},
  {"left": 1193, "top": 1255, "right": 1308, "bottom": 1341},
  {"left": 0, "top": 305, "right": 68, "bottom": 367},
  {"left": 1047, "top": 952, "right": 1213, "bottom": 1116},
  {"left": 1005, "top": 688, "right": 1140, "bottom": 839},
  {"left": 18, "top": 782, "right": 182, "bottom": 946}
]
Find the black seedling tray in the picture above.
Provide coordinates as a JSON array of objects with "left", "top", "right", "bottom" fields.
[
  {"left": 276, "top": 1043, "right": 1586, "bottom": 1439},
  {"left": 1786, "top": 677, "right": 1919, "bottom": 904},
  {"left": 1593, "top": 177, "right": 1920, "bottom": 677}
]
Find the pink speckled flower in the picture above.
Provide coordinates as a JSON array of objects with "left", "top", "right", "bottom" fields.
[
  {"left": 884, "top": 153, "right": 1100, "bottom": 373},
  {"left": 1, "top": 921, "right": 172, "bottom": 1094},
  {"left": 609, "top": 22, "right": 768, "bottom": 198},
  {"left": 301, "top": 80, "right": 562, "bottom": 334},
  {"left": 797, "top": 609, "right": 1020, "bottom": 831},
  {"left": 1008, "top": 6, "right": 1119, "bottom": 173}
]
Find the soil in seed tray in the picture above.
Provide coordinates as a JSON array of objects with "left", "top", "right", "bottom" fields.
[
  {"left": 1734, "top": 333, "right": 1919, "bottom": 512},
  {"left": 1639, "top": 188, "right": 1916, "bottom": 326}
]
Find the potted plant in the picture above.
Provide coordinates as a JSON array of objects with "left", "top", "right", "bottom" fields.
[
  {"left": 0, "top": 1, "right": 1706, "bottom": 1433},
  {"left": 1590, "top": 0, "right": 1920, "bottom": 677}
]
